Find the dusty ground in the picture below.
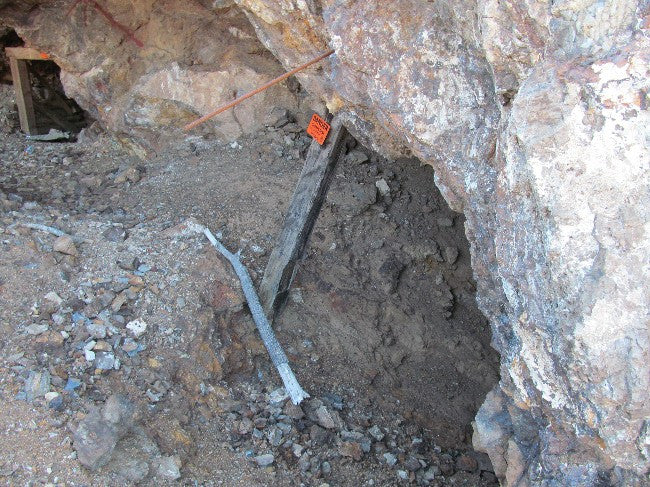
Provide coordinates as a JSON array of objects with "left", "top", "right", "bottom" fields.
[{"left": 0, "top": 83, "right": 499, "bottom": 486}]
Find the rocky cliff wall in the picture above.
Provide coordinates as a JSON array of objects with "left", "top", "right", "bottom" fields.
[
  {"left": 230, "top": 1, "right": 649, "bottom": 485},
  {"left": 1, "top": 0, "right": 648, "bottom": 484}
]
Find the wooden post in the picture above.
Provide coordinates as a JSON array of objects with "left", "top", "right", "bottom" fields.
[
  {"left": 8, "top": 55, "right": 37, "bottom": 134},
  {"left": 260, "top": 115, "right": 347, "bottom": 320}
]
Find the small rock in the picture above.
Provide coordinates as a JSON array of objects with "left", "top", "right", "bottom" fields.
[
  {"left": 310, "top": 425, "right": 329, "bottom": 445},
  {"left": 87, "top": 322, "right": 107, "bottom": 339},
  {"left": 404, "top": 455, "right": 422, "bottom": 471},
  {"left": 339, "top": 441, "right": 363, "bottom": 461},
  {"left": 375, "top": 178, "right": 390, "bottom": 196},
  {"left": 115, "top": 167, "right": 140, "bottom": 184},
  {"left": 111, "top": 292, "right": 128, "bottom": 312},
  {"left": 346, "top": 149, "right": 369, "bottom": 164},
  {"left": 368, "top": 425, "right": 384, "bottom": 441},
  {"left": 102, "top": 226, "right": 127, "bottom": 243},
  {"left": 73, "top": 409, "right": 118, "bottom": 470},
  {"left": 423, "top": 466, "right": 440, "bottom": 481},
  {"left": 238, "top": 417, "right": 253, "bottom": 435},
  {"left": 35, "top": 330, "right": 64, "bottom": 348},
  {"left": 45, "top": 391, "right": 63, "bottom": 410},
  {"left": 254, "top": 453, "right": 274, "bottom": 467},
  {"left": 53, "top": 235, "right": 77, "bottom": 256},
  {"left": 43, "top": 291, "right": 63, "bottom": 307},
  {"left": 25, "top": 323, "right": 49, "bottom": 335},
  {"left": 283, "top": 401, "right": 305, "bottom": 420},
  {"left": 383, "top": 452, "right": 398, "bottom": 467},
  {"left": 269, "top": 387, "right": 289, "bottom": 404},
  {"left": 95, "top": 351, "right": 116, "bottom": 370},
  {"left": 126, "top": 319, "right": 147, "bottom": 337},
  {"left": 23, "top": 370, "right": 51, "bottom": 401},
  {"left": 157, "top": 455, "right": 181, "bottom": 480},
  {"left": 397, "top": 470, "right": 408, "bottom": 480},
  {"left": 315, "top": 405, "right": 339, "bottom": 429},
  {"left": 444, "top": 246, "right": 459, "bottom": 264}
]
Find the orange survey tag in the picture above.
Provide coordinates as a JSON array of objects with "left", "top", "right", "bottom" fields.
[
  {"left": 39, "top": 52, "right": 50, "bottom": 60},
  {"left": 306, "top": 113, "right": 330, "bottom": 145}
]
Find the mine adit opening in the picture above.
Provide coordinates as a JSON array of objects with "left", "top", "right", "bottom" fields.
[
  {"left": 269, "top": 137, "right": 501, "bottom": 448},
  {"left": 1, "top": 29, "right": 90, "bottom": 137}
]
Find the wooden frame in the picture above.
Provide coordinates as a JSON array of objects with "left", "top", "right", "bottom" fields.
[{"left": 5, "top": 47, "right": 50, "bottom": 135}]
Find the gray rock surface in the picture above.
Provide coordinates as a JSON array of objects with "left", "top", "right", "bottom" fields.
[{"left": 227, "top": 1, "right": 650, "bottom": 484}]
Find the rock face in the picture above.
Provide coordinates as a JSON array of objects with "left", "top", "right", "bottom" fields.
[
  {"left": 0, "top": 0, "right": 312, "bottom": 151},
  {"left": 233, "top": 1, "right": 650, "bottom": 484},
  {"left": 2, "top": 0, "right": 649, "bottom": 484}
]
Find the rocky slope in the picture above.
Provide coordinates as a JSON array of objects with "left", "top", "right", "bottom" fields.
[{"left": 2, "top": 0, "right": 649, "bottom": 485}]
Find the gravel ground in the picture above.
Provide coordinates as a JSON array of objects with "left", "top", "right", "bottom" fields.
[{"left": 0, "top": 83, "right": 499, "bottom": 486}]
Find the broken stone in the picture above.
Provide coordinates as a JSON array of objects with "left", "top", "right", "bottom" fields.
[
  {"left": 339, "top": 441, "right": 363, "bottom": 461},
  {"left": 315, "top": 405, "right": 340, "bottom": 430},
  {"left": 25, "top": 323, "right": 49, "bottom": 335},
  {"left": 375, "top": 178, "right": 390, "bottom": 196},
  {"left": 53, "top": 235, "right": 77, "bottom": 256},
  {"left": 126, "top": 319, "right": 147, "bottom": 337},
  {"left": 114, "top": 167, "right": 141, "bottom": 184},
  {"left": 444, "top": 246, "right": 459, "bottom": 264},
  {"left": 253, "top": 453, "right": 274, "bottom": 467},
  {"left": 73, "top": 395, "right": 137, "bottom": 470},
  {"left": 102, "top": 226, "right": 127, "bottom": 242},
  {"left": 95, "top": 351, "right": 116, "bottom": 370},
  {"left": 346, "top": 149, "right": 369, "bottom": 165},
  {"left": 23, "top": 369, "right": 51, "bottom": 402},
  {"left": 157, "top": 455, "right": 181, "bottom": 480}
]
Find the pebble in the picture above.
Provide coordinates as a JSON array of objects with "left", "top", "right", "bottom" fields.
[
  {"left": 315, "top": 405, "right": 339, "bottom": 429},
  {"left": 126, "top": 319, "right": 147, "bottom": 337},
  {"left": 368, "top": 425, "right": 384, "bottom": 441},
  {"left": 253, "top": 453, "right": 274, "bottom": 467},
  {"left": 102, "top": 226, "right": 126, "bottom": 242},
  {"left": 339, "top": 441, "right": 363, "bottom": 461},
  {"left": 94, "top": 351, "right": 116, "bottom": 370},
  {"left": 114, "top": 167, "right": 140, "bottom": 184},
  {"left": 157, "top": 456, "right": 181, "bottom": 479},
  {"left": 45, "top": 391, "right": 63, "bottom": 410},
  {"left": 26, "top": 323, "right": 49, "bottom": 335},
  {"left": 375, "top": 178, "right": 390, "bottom": 196},
  {"left": 444, "top": 246, "right": 459, "bottom": 264},
  {"left": 346, "top": 149, "right": 369, "bottom": 165},
  {"left": 23, "top": 370, "right": 51, "bottom": 401},
  {"left": 53, "top": 235, "right": 78, "bottom": 256},
  {"left": 383, "top": 452, "right": 398, "bottom": 467}
]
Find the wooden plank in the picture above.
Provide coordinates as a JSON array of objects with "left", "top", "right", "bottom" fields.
[
  {"left": 259, "top": 115, "right": 347, "bottom": 320},
  {"left": 5, "top": 47, "right": 49, "bottom": 61},
  {"left": 8, "top": 56, "right": 37, "bottom": 135}
]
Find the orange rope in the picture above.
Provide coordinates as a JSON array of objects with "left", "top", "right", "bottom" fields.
[{"left": 184, "top": 49, "right": 335, "bottom": 131}]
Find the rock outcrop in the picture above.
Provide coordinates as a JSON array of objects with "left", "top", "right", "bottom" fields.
[
  {"left": 231, "top": 1, "right": 649, "bottom": 485},
  {"left": 0, "top": 0, "right": 313, "bottom": 152},
  {"left": 2, "top": 0, "right": 648, "bottom": 484}
]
